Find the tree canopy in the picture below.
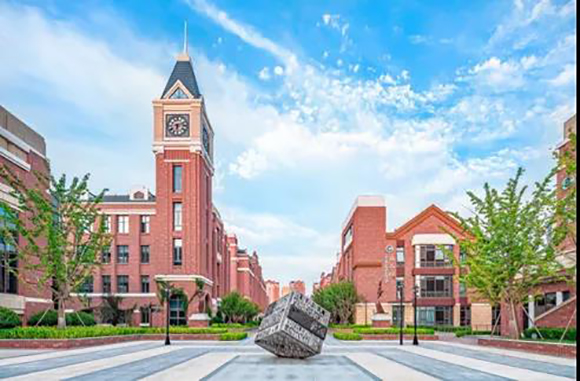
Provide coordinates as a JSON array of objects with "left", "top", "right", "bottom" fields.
[{"left": 312, "top": 281, "right": 360, "bottom": 324}]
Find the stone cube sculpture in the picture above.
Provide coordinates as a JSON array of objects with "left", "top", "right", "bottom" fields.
[{"left": 255, "top": 291, "right": 331, "bottom": 359}]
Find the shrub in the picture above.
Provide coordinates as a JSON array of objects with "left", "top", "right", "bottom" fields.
[
  {"left": 0, "top": 326, "right": 228, "bottom": 339},
  {"left": 66, "top": 312, "right": 97, "bottom": 326},
  {"left": 333, "top": 332, "right": 362, "bottom": 341},
  {"left": 455, "top": 329, "right": 491, "bottom": 337},
  {"left": 218, "top": 292, "right": 260, "bottom": 324},
  {"left": 329, "top": 323, "right": 370, "bottom": 330},
  {"left": 523, "top": 327, "right": 577, "bottom": 342},
  {"left": 0, "top": 307, "right": 21, "bottom": 329},
  {"left": 219, "top": 332, "right": 248, "bottom": 341},
  {"left": 354, "top": 327, "right": 435, "bottom": 335},
  {"left": 28, "top": 310, "right": 97, "bottom": 327}
]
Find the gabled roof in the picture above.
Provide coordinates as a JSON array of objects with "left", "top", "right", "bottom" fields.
[
  {"left": 388, "top": 204, "right": 464, "bottom": 238},
  {"left": 161, "top": 57, "right": 201, "bottom": 99}
]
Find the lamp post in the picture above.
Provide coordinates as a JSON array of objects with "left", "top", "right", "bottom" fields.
[
  {"left": 397, "top": 283, "right": 403, "bottom": 346},
  {"left": 165, "top": 287, "right": 171, "bottom": 346},
  {"left": 413, "top": 285, "right": 419, "bottom": 345}
]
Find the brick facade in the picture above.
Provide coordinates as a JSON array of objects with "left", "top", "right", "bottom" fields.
[
  {"left": 0, "top": 105, "right": 53, "bottom": 322},
  {"left": 228, "top": 235, "right": 268, "bottom": 310}
]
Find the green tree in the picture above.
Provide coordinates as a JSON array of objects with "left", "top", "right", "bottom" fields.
[
  {"left": 218, "top": 292, "right": 259, "bottom": 323},
  {"left": 448, "top": 168, "right": 567, "bottom": 339},
  {"left": 312, "top": 282, "right": 359, "bottom": 324},
  {"left": 0, "top": 166, "right": 111, "bottom": 329},
  {"left": 555, "top": 132, "right": 577, "bottom": 264}
]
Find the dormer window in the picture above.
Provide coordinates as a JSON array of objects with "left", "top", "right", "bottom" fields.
[{"left": 170, "top": 88, "right": 189, "bottom": 99}]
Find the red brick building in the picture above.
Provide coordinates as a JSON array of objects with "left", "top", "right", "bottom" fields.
[
  {"left": 265, "top": 280, "right": 280, "bottom": 305},
  {"left": 74, "top": 51, "right": 267, "bottom": 326},
  {"left": 323, "top": 196, "right": 492, "bottom": 329},
  {"left": 0, "top": 105, "right": 52, "bottom": 322},
  {"left": 501, "top": 114, "right": 577, "bottom": 336},
  {"left": 228, "top": 235, "right": 268, "bottom": 310},
  {"left": 289, "top": 280, "right": 306, "bottom": 295}
]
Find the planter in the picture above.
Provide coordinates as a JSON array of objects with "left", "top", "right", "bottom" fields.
[
  {"left": 360, "top": 334, "right": 439, "bottom": 341},
  {"left": 0, "top": 333, "right": 223, "bottom": 350},
  {"left": 478, "top": 338, "right": 576, "bottom": 358}
]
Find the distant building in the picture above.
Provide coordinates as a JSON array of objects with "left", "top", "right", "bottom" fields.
[
  {"left": 265, "top": 280, "right": 280, "bottom": 305},
  {"left": 0, "top": 105, "right": 51, "bottom": 321},
  {"left": 281, "top": 285, "right": 291, "bottom": 297},
  {"left": 289, "top": 280, "right": 306, "bottom": 295},
  {"left": 228, "top": 236, "right": 268, "bottom": 311}
]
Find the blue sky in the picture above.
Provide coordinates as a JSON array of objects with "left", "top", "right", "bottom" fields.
[{"left": 0, "top": 0, "right": 576, "bottom": 291}]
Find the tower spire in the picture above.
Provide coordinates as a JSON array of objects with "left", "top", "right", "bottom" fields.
[{"left": 183, "top": 20, "right": 188, "bottom": 55}]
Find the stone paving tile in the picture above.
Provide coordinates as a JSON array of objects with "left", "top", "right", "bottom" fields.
[
  {"left": 423, "top": 343, "right": 577, "bottom": 379},
  {"left": 376, "top": 349, "right": 514, "bottom": 381},
  {"left": 201, "top": 354, "right": 381, "bottom": 381},
  {"left": 65, "top": 348, "right": 208, "bottom": 381},
  {"left": 0, "top": 342, "right": 161, "bottom": 379}
]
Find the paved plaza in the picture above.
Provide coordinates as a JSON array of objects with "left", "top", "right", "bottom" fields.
[{"left": 0, "top": 335, "right": 576, "bottom": 381}]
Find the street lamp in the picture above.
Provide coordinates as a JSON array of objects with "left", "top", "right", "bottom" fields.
[
  {"left": 165, "top": 287, "right": 171, "bottom": 346},
  {"left": 412, "top": 285, "right": 419, "bottom": 346},
  {"left": 397, "top": 283, "right": 403, "bottom": 346}
]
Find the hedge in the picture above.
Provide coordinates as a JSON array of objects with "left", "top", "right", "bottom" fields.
[
  {"left": 0, "top": 307, "right": 21, "bottom": 329},
  {"left": 219, "top": 332, "right": 248, "bottom": 341},
  {"left": 0, "top": 326, "right": 228, "bottom": 340},
  {"left": 523, "top": 327, "right": 577, "bottom": 342},
  {"left": 27, "top": 310, "right": 96, "bottom": 327},
  {"left": 333, "top": 332, "right": 362, "bottom": 341},
  {"left": 211, "top": 323, "right": 246, "bottom": 329},
  {"left": 354, "top": 327, "right": 435, "bottom": 335},
  {"left": 455, "top": 329, "right": 492, "bottom": 338},
  {"left": 329, "top": 324, "right": 370, "bottom": 330}
]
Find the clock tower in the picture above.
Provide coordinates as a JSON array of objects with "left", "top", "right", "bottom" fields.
[{"left": 152, "top": 47, "right": 215, "bottom": 294}]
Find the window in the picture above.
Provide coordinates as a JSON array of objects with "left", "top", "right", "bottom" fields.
[
  {"left": 140, "top": 306, "right": 151, "bottom": 325},
  {"left": 117, "top": 245, "right": 129, "bottom": 264},
  {"left": 343, "top": 225, "right": 353, "bottom": 250},
  {"left": 118, "top": 215, "right": 129, "bottom": 234},
  {"left": 102, "top": 275, "right": 112, "bottom": 293},
  {"left": 418, "top": 306, "right": 453, "bottom": 326},
  {"left": 173, "top": 203, "right": 182, "bottom": 231},
  {"left": 169, "top": 295, "right": 187, "bottom": 325},
  {"left": 140, "top": 215, "right": 150, "bottom": 234},
  {"left": 459, "top": 282, "right": 467, "bottom": 297},
  {"left": 420, "top": 276, "right": 453, "bottom": 298},
  {"left": 117, "top": 275, "right": 129, "bottom": 293},
  {"left": 104, "top": 215, "right": 111, "bottom": 233},
  {"left": 101, "top": 247, "right": 111, "bottom": 264},
  {"left": 535, "top": 292, "right": 558, "bottom": 316},
  {"left": 0, "top": 208, "right": 18, "bottom": 294},
  {"left": 460, "top": 306, "right": 471, "bottom": 327},
  {"left": 170, "top": 88, "right": 188, "bottom": 99},
  {"left": 140, "top": 245, "right": 150, "bottom": 264},
  {"left": 173, "top": 239, "right": 183, "bottom": 265},
  {"left": 79, "top": 276, "right": 93, "bottom": 293},
  {"left": 396, "top": 278, "right": 404, "bottom": 299},
  {"left": 392, "top": 305, "right": 405, "bottom": 327},
  {"left": 173, "top": 166, "right": 183, "bottom": 193},
  {"left": 420, "top": 245, "right": 452, "bottom": 267},
  {"left": 141, "top": 276, "right": 150, "bottom": 293},
  {"left": 562, "top": 176, "right": 574, "bottom": 190},
  {"left": 396, "top": 247, "right": 405, "bottom": 266},
  {"left": 563, "top": 291, "right": 571, "bottom": 302},
  {"left": 459, "top": 249, "right": 467, "bottom": 263}
]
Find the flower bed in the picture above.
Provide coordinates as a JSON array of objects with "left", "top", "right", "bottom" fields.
[
  {"left": 0, "top": 326, "right": 227, "bottom": 339},
  {"left": 354, "top": 327, "right": 435, "bottom": 335},
  {"left": 0, "top": 326, "right": 245, "bottom": 349},
  {"left": 478, "top": 337, "right": 576, "bottom": 358}
]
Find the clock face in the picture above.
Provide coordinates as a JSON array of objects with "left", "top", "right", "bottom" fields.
[
  {"left": 202, "top": 125, "right": 210, "bottom": 154},
  {"left": 165, "top": 114, "right": 190, "bottom": 137}
]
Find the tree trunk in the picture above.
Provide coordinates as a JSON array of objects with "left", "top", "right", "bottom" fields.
[
  {"left": 57, "top": 298, "right": 67, "bottom": 329},
  {"left": 508, "top": 299, "right": 520, "bottom": 339}
]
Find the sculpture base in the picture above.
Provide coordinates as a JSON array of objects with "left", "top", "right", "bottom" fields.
[
  {"left": 371, "top": 313, "right": 392, "bottom": 328},
  {"left": 188, "top": 313, "right": 210, "bottom": 327}
]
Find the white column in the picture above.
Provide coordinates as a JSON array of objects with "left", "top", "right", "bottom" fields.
[
  {"left": 414, "top": 245, "right": 420, "bottom": 268},
  {"left": 556, "top": 291, "right": 564, "bottom": 306},
  {"left": 528, "top": 296, "right": 535, "bottom": 327}
]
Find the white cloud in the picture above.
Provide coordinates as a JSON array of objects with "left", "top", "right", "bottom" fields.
[
  {"left": 549, "top": 63, "right": 577, "bottom": 86},
  {"left": 258, "top": 67, "right": 271, "bottom": 80}
]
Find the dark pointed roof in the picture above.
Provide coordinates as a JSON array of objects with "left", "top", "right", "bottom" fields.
[{"left": 161, "top": 56, "right": 201, "bottom": 98}]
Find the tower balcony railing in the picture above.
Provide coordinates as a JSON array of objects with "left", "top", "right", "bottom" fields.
[
  {"left": 419, "top": 290, "right": 453, "bottom": 298},
  {"left": 419, "top": 260, "right": 453, "bottom": 268}
]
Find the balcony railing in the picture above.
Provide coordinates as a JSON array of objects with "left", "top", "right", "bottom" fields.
[
  {"left": 420, "top": 290, "right": 453, "bottom": 298},
  {"left": 419, "top": 260, "right": 452, "bottom": 268}
]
